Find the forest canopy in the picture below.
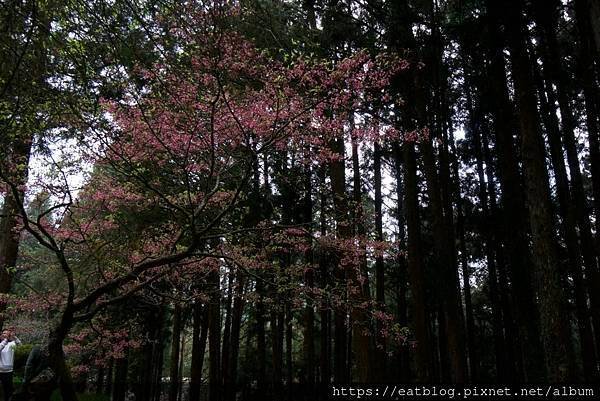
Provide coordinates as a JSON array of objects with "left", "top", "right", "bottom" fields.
[{"left": 1, "top": 0, "right": 600, "bottom": 400}]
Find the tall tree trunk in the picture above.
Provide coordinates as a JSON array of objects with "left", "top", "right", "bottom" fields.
[
  {"left": 178, "top": 330, "right": 186, "bottom": 401},
  {"left": 485, "top": 1, "right": 546, "bottom": 380},
  {"left": 189, "top": 303, "right": 209, "bottom": 401},
  {"left": 318, "top": 166, "right": 331, "bottom": 389},
  {"left": 271, "top": 310, "right": 283, "bottom": 400},
  {"left": 95, "top": 367, "right": 105, "bottom": 395},
  {"left": 392, "top": 143, "right": 410, "bottom": 382},
  {"left": 350, "top": 133, "right": 374, "bottom": 379},
  {"left": 584, "top": 0, "right": 600, "bottom": 54},
  {"left": 105, "top": 359, "right": 114, "bottom": 396},
  {"left": 169, "top": 304, "right": 182, "bottom": 401},
  {"left": 428, "top": 11, "right": 468, "bottom": 380},
  {"left": 500, "top": 0, "right": 577, "bottom": 381},
  {"left": 462, "top": 80, "right": 498, "bottom": 381},
  {"left": 533, "top": 56, "right": 598, "bottom": 379},
  {"left": 574, "top": 0, "right": 600, "bottom": 366},
  {"left": 0, "top": 0, "right": 46, "bottom": 328},
  {"left": 534, "top": 0, "right": 600, "bottom": 358},
  {"left": 112, "top": 352, "right": 129, "bottom": 401},
  {"left": 329, "top": 133, "right": 349, "bottom": 384},
  {"left": 227, "top": 272, "right": 245, "bottom": 401},
  {"left": 221, "top": 272, "right": 234, "bottom": 392},
  {"left": 481, "top": 131, "right": 518, "bottom": 383},
  {"left": 481, "top": 124, "right": 518, "bottom": 382},
  {"left": 453, "top": 144, "right": 478, "bottom": 382},
  {"left": 285, "top": 303, "right": 293, "bottom": 401},
  {"left": 575, "top": 0, "right": 600, "bottom": 252},
  {"left": 420, "top": 128, "right": 467, "bottom": 383},
  {"left": 139, "top": 306, "right": 164, "bottom": 401},
  {"left": 373, "top": 139, "right": 387, "bottom": 379},
  {"left": 402, "top": 142, "right": 434, "bottom": 382},
  {"left": 302, "top": 163, "right": 315, "bottom": 395},
  {"left": 0, "top": 136, "right": 32, "bottom": 327},
  {"left": 329, "top": 132, "right": 371, "bottom": 382},
  {"left": 460, "top": 35, "right": 510, "bottom": 380},
  {"left": 208, "top": 267, "right": 222, "bottom": 401},
  {"left": 256, "top": 277, "right": 267, "bottom": 394},
  {"left": 387, "top": 0, "right": 434, "bottom": 383},
  {"left": 153, "top": 310, "right": 167, "bottom": 401}
]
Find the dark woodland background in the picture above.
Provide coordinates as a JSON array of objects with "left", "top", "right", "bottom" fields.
[{"left": 1, "top": 0, "right": 600, "bottom": 400}]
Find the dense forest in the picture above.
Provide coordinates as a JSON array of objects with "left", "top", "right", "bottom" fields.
[{"left": 1, "top": 0, "right": 600, "bottom": 400}]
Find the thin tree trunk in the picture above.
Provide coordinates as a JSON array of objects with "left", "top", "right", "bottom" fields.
[
  {"left": 393, "top": 143, "right": 410, "bottom": 382},
  {"left": 350, "top": 133, "right": 373, "bottom": 380},
  {"left": 402, "top": 142, "right": 434, "bottom": 382},
  {"left": 285, "top": 303, "right": 293, "bottom": 401},
  {"left": 208, "top": 267, "right": 222, "bottom": 401},
  {"left": 373, "top": 139, "right": 387, "bottom": 379},
  {"left": 221, "top": 272, "right": 234, "bottom": 392},
  {"left": 454, "top": 153, "right": 478, "bottom": 383},
  {"left": 302, "top": 163, "right": 315, "bottom": 395},
  {"left": 464, "top": 84, "right": 501, "bottom": 382},
  {"left": 178, "top": 329, "right": 186, "bottom": 401},
  {"left": 228, "top": 272, "right": 245, "bottom": 401},
  {"left": 318, "top": 166, "right": 331, "bottom": 389},
  {"left": 420, "top": 137, "right": 467, "bottom": 383},
  {"left": 329, "top": 132, "right": 371, "bottom": 383},
  {"left": 271, "top": 310, "right": 283, "bottom": 400},
  {"left": 189, "top": 303, "right": 209, "bottom": 401},
  {"left": 169, "top": 304, "right": 182, "bottom": 401},
  {"left": 482, "top": 124, "right": 518, "bottom": 382}
]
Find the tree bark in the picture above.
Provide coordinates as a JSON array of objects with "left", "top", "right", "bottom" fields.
[
  {"left": 208, "top": 267, "right": 222, "bottom": 401},
  {"left": 318, "top": 166, "right": 331, "bottom": 389},
  {"left": 189, "top": 303, "right": 208, "bottom": 401},
  {"left": 500, "top": 0, "right": 577, "bottom": 381},
  {"left": 221, "top": 272, "right": 234, "bottom": 393},
  {"left": 392, "top": 143, "right": 410, "bottom": 382},
  {"left": 168, "top": 304, "right": 182, "bottom": 401},
  {"left": 485, "top": 1, "right": 546, "bottom": 380},
  {"left": 0, "top": 136, "right": 32, "bottom": 327},
  {"left": 419, "top": 121, "right": 467, "bottom": 383},
  {"left": 329, "top": 134, "right": 349, "bottom": 384},
  {"left": 373, "top": 139, "right": 387, "bottom": 379},
  {"left": 402, "top": 142, "right": 434, "bottom": 382},
  {"left": 329, "top": 132, "right": 371, "bottom": 383},
  {"left": 112, "top": 351, "right": 129, "bottom": 401},
  {"left": 533, "top": 54, "right": 598, "bottom": 379},
  {"left": 302, "top": 163, "right": 315, "bottom": 394},
  {"left": 227, "top": 272, "right": 245, "bottom": 401},
  {"left": 285, "top": 303, "right": 293, "bottom": 401},
  {"left": 271, "top": 310, "right": 283, "bottom": 399}
]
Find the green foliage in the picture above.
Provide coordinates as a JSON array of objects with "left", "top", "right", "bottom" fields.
[{"left": 14, "top": 343, "right": 34, "bottom": 372}]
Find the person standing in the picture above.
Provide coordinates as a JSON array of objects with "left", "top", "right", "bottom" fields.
[{"left": 0, "top": 329, "right": 21, "bottom": 401}]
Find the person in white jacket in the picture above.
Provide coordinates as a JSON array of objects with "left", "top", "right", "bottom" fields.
[{"left": 0, "top": 329, "right": 21, "bottom": 401}]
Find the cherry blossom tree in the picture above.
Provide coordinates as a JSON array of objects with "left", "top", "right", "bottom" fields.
[{"left": 0, "top": 3, "right": 404, "bottom": 399}]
